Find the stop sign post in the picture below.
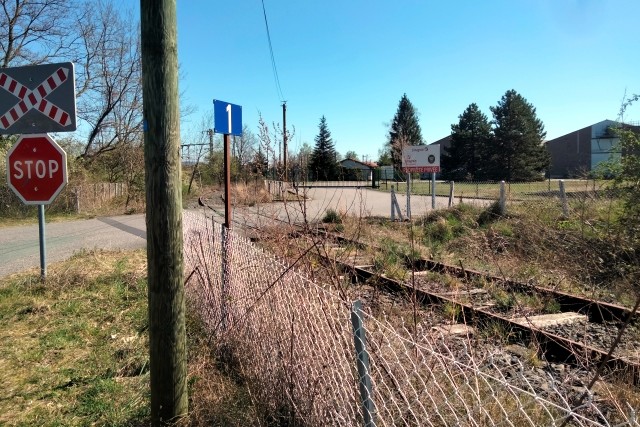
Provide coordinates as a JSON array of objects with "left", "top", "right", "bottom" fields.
[
  {"left": 7, "top": 134, "right": 68, "bottom": 205},
  {"left": 6, "top": 134, "right": 68, "bottom": 281}
]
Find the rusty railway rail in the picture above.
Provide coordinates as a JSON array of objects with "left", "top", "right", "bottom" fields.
[
  {"left": 310, "top": 230, "right": 640, "bottom": 385},
  {"left": 318, "top": 230, "right": 637, "bottom": 324}
]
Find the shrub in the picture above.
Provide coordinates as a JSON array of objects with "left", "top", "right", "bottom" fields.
[
  {"left": 322, "top": 208, "right": 342, "bottom": 224},
  {"left": 478, "top": 201, "right": 504, "bottom": 226}
]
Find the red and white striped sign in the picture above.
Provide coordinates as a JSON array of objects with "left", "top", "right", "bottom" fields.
[{"left": 0, "top": 66, "right": 72, "bottom": 130}]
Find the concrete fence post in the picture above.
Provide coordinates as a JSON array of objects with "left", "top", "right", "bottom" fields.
[
  {"left": 559, "top": 180, "right": 569, "bottom": 217},
  {"left": 351, "top": 300, "right": 377, "bottom": 427},
  {"left": 390, "top": 186, "right": 403, "bottom": 221},
  {"left": 499, "top": 180, "right": 506, "bottom": 215},
  {"left": 448, "top": 181, "right": 454, "bottom": 207},
  {"left": 431, "top": 172, "right": 436, "bottom": 209},
  {"left": 390, "top": 186, "right": 395, "bottom": 221}
]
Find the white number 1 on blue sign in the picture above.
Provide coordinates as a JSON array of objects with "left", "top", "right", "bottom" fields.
[{"left": 226, "top": 104, "right": 232, "bottom": 134}]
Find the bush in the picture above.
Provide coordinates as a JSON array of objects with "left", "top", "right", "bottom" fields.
[
  {"left": 322, "top": 208, "right": 342, "bottom": 224},
  {"left": 478, "top": 201, "right": 504, "bottom": 226},
  {"left": 423, "top": 218, "right": 453, "bottom": 245}
]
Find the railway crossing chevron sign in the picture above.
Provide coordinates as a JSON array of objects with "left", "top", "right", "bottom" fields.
[{"left": 0, "top": 62, "right": 76, "bottom": 134}]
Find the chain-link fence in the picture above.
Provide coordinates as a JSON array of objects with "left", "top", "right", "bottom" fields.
[
  {"left": 183, "top": 210, "right": 637, "bottom": 427},
  {"left": 385, "top": 179, "right": 615, "bottom": 220}
]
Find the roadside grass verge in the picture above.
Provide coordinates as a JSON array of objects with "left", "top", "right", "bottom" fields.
[
  {"left": 0, "top": 250, "right": 150, "bottom": 426},
  {"left": 0, "top": 249, "right": 256, "bottom": 426},
  {"left": 0, "top": 211, "right": 98, "bottom": 228}
]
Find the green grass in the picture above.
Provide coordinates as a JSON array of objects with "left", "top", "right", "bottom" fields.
[
  {"left": 0, "top": 211, "right": 98, "bottom": 228},
  {"left": 0, "top": 250, "right": 150, "bottom": 426},
  {"left": 0, "top": 249, "right": 260, "bottom": 426}
]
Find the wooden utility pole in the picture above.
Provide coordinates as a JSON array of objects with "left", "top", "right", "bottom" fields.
[
  {"left": 282, "top": 102, "right": 287, "bottom": 181},
  {"left": 140, "top": 0, "right": 188, "bottom": 424}
]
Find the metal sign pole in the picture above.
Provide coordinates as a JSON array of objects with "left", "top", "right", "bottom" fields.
[
  {"left": 431, "top": 172, "right": 436, "bottom": 209},
  {"left": 38, "top": 204, "right": 46, "bottom": 281},
  {"left": 223, "top": 133, "right": 232, "bottom": 229},
  {"left": 406, "top": 172, "right": 411, "bottom": 220}
]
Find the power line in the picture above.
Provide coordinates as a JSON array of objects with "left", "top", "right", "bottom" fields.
[{"left": 260, "top": 0, "right": 285, "bottom": 102}]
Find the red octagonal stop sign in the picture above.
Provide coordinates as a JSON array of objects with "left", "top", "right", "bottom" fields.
[{"left": 6, "top": 134, "right": 68, "bottom": 205}]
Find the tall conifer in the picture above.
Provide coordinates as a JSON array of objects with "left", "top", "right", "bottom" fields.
[
  {"left": 386, "top": 94, "right": 424, "bottom": 170},
  {"left": 309, "top": 116, "right": 338, "bottom": 180}
]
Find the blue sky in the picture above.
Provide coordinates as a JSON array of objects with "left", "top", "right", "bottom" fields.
[{"left": 175, "top": 1, "right": 640, "bottom": 161}]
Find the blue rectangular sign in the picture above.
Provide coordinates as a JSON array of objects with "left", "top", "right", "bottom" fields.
[{"left": 213, "top": 99, "right": 242, "bottom": 136}]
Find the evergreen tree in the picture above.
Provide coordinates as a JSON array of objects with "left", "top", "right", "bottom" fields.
[
  {"left": 250, "top": 148, "right": 268, "bottom": 176},
  {"left": 376, "top": 148, "right": 393, "bottom": 166},
  {"left": 309, "top": 116, "right": 338, "bottom": 180},
  {"left": 386, "top": 94, "right": 424, "bottom": 170},
  {"left": 442, "top": 103, "right": 492, "bottom": 180},
  {"left": 488, "top": 90, "right": 549, "bottom": 181}
]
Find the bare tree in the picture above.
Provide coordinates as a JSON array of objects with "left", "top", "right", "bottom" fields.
[
  {"left": 0, "top": 0, "right": 76, "bottom": 67},
  {"left": 258, "top": 113, "right": 276, "bottom": 177},
  {"left": 74, "top": 0, "right": 142, "bottom": 159},
  {"left": 232, "top": 124, "right": 258, "bottom": 179}
]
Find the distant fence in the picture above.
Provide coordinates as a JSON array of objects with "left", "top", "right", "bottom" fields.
[
  {"left": 0, "top": 182, "right": 129, "bottom": 216},
  {"left": 73, "top": 182, "right": 128, "bottom": 212},
  {"left": 265, "top": 179, "right": 613, "bottom": 220},
  {"left": 391, "top": 179, "right": 608, "bottom": 202},
  {"left": 183, "top": 210, "right": 635, "bottom": 426}
]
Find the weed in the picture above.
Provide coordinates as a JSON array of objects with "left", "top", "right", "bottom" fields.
[
  {"left": 478, "top": 201, "right": 505, "bottom": 226},
  {"left": 491, "top": 288, "right": 516, "bottom": 311},
  {"left": 491, "top": 221, "right": 514, "bottom": 238},
  {"left": 0, "top": 250, "right": 151, "bottom": 426},
  {"left": 525, "top": 345, "right": 544, "bottom": 368},
  {"left": 543, "top": 298, "right": 561, "bottom": 314},
  {"left": 423, "top": 218, "right": 453, "bottom": 245},
  {"left": 442, "top": 302, "right": 461, "bottom": 321},
  {"left": 515, "top": 293, "right": 545, "bottom": 312},
  {"left": 322, "top": 208, "right": 342, "bottom": 224},
  {"left": 481, "top": 321, "right": 514, "bottom": 344}
]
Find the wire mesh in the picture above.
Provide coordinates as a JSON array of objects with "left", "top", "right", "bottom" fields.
[{"left": 183, "top": 209, "right": 636, "bottom": 427}]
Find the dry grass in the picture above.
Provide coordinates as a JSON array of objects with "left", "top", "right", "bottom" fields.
[
  {"left": 185, "top": 313, "right": 259, "bottom": 426},
  {"left": 312, "top": 199, "right": 640, "bottom": 309},
  {"left": 0, "top": 248, "right": 257, "bottom": 426},
  {"left": 0, "top": 250, "right": 150, "bottom": 426},
  {"left": 232, "top": 182, "right": 274, "bottom": 206},
  {"left": 183, "top": 208, "right": 640, "bottom": 426}
]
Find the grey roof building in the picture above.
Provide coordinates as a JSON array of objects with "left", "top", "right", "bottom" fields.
[{"left": 545, "top": 120, "right": 639, "bottom": 178}]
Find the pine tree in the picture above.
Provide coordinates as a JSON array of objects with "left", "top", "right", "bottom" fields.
[
  {"left": 386, "top": 94, "right": 424, "bottom": 170},
  {"left": 309, "top": 116, "right": 338, "bottom": 180},
  {"left": 250, "top": 148, "right": 268, "bottom": 176},
  {"left": 442, "top": 103, "right": 492, "bottom": 180},
  {"left": 488, "top": 90, "right": 549, "bottom": 181}
]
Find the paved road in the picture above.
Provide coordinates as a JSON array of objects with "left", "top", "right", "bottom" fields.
[
  {"left": 0, "top": 187, "right": 490, "bottom": 278},
  {"left": 0, "top": 214, "right": 147, "bottom": 278},
  {"left": 229, "top": 187, "right": 485, "bottom": 228}
]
